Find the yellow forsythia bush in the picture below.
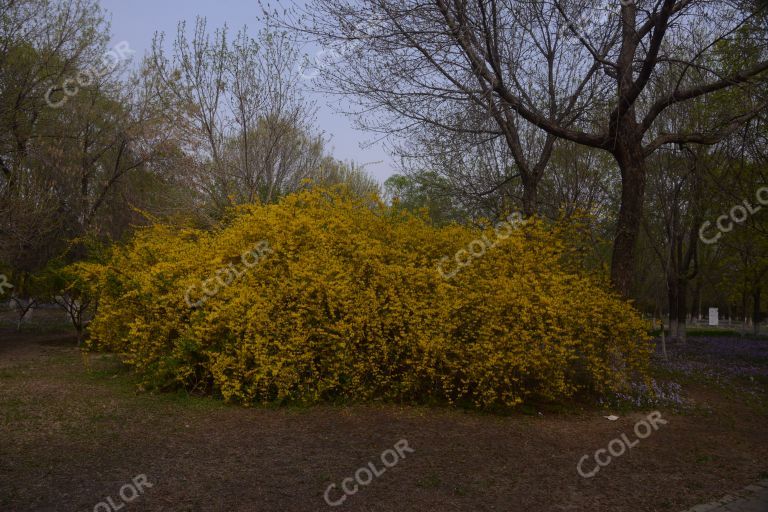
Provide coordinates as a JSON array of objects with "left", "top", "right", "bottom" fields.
[{"left": 79, "top": 187, "right": 651, "bottom": 407}]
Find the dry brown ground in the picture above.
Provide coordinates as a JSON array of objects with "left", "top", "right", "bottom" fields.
[{"left": 1, "top": 328, "right": 767, "bottom": 512}]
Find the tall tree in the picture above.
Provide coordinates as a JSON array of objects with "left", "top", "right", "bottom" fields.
[
  {"left": 287, "top": 0, "right": 768, "bottom": 295},
  {"left": 150, "top": 20, "right": 333, "bottom": 213}
]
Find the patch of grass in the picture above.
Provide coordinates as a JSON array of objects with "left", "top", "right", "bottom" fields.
[
  {"left": 686, "top": 328, "right": 768, "bottom": 340},
  {"left": 0, "top": 397, "right": 30, "bottom": 424},
  {"left": 0, "top": 320, "right": 76, "bottom": 334},
  {"left": 453, "top": 485, "right": 469, "bottom": 497},
  {"left": 473, "top": 478, "right": 497, "bottom": 490},
  {"left": 47, "top": 349, "right": 226, "bottom": 417},
  {"left": 649, "top": 327, "right": 768, "bottom": 339},
  {"left": 157, "top": 388, "right": 227, "bottom": 411},
  {"left": 416, "top": 473, "right": 442, "bottom": 489},
  {"left": 695, "top": 453, "right": 716, "bottom": 464},
  {"left": 73, "top": 365, "right": 138, "bottom": 398},
  {"left": 686, "top": 328, "right": 742, "bottom": 337},
  {"left": 0, "top": 368, "right": 20, "bottom": 380}
]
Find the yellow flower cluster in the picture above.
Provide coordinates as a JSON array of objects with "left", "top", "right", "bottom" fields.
[{"left": 79, "top": 187, "right": 651, "bottom": 407}]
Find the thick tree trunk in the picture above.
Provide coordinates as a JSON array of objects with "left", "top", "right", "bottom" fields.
[
  {"left": 677, "top": 279, "right": 688, "bottom": 345},
  {"left": 611, "top": 143, "right": 647, "bottom": 297},
  {"left": 668, "top": 281, "right": 679, "bottom": 340},
  {"left": 753, "top": 286, "right": 761, "bottom": 336},
  {"left": 693, "top": 276, "right": 702, "bottom": 321},
  {"left": 521, "top": 179, "right": 538, "bottom": 218},
  {"left": 519, "top": 168, "right": 543, "bottom": 217},
  {"left": 741, "top": 291, "right": 748, "bottom": 337}
]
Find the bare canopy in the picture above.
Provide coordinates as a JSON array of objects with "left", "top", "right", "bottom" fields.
[{"left": 280, "top": 0, "right": 768, "bottom": 295}]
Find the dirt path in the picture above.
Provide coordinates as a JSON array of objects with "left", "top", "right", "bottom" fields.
[{"left": 1, "top": 329, "right": 767, "bottom": 512}]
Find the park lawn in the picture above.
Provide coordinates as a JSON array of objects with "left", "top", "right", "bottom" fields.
[{"left": 1, "top": 328, "right": 767, "bottom": 512}]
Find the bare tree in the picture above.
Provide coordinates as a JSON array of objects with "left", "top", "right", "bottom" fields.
[
  {"left": 395, "top": 104, "right": 533, "bottom": 220},
  {"left": 279, "top": 0, "right": 612, "bottom": 217},
  {"left": 151, "top": 20, "right": 327, "bottom": 211},
  {"left": 286, "top": 0, "right": 768, "bottom": 295}
]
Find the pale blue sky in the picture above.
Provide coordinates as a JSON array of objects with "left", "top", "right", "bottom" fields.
[{"left": 99, "top": 0, "right": 395, "bottom": 183}]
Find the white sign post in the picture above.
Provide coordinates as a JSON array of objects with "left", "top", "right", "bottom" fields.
[{"left": 708, "top": 308, "right": 719, "bottom": 326}]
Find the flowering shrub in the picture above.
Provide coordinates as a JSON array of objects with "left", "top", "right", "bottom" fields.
[{"left": 79, "top": 187, "right": 652, "bottom": 407}]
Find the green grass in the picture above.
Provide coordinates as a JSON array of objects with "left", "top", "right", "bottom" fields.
[
  {"left": 416, "top": 473, "right": 442, "bottom": 489},
  {"left": 685, "top": 327, "right": 768, "bottom": 338},
  {"left": 0, "top": 397, "right": 31, "bottom": 424},
  {"left": 694, "top": 453, "right": 717, "bottom": 464},
  {"left": 0, "top": 320, "right": 76, "bottom": 334},
  {"left": 0, "top": 369, "right": 20, "bottom": 380},
  {"left": 70, "top": 353, "right": 226, "bottom": 413},
  {"left": 648, "top": 327, "right": 768, "bottom": 339}
]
